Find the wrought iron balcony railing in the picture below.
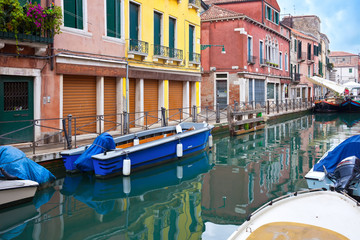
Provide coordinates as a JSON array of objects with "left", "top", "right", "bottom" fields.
[
  {"left": 292, "top": 73, "right": 301, "bottom": 82},
  {"left": 298, "top": 52, "right": 306, "bottom": 62},
  {"left": 307, "top": 54, "right": 314, "bottom": 64},
  {"left": 247, "top": 55, "right": 257, "bottom": 65},
  {"left": 169, "top": 47, "right": 183, "bottom": 60},
  {"left": 189, "top": 52, "right": 200, "bottom": 64},
  {"left": 129, "top": 39, "right": 149, "bottom": 55},
  {"left": 259, "top": 58, "right": 267, "bottom": 66},
  {"left": 188, "top": 0, "right": 201, "bottom": 8},
  {"left": 153, "top": 44, "right": 169, "bottom": 57},
  {"left": 0, "top": 28, "right": 54, "bottom": 44}
]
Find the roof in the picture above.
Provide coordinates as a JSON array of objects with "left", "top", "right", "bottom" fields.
[
  {"left": 329, "top": 51, "right": 358, "bottom": 57},
  {"left": 201, "top": 4, "right": 244, "bottom": 21},
  {"left": 203, "top": 0, "right": 280, "bottom": 11},
  {"left": 290, "top": 28, "right": 317, "bottom": 42}
]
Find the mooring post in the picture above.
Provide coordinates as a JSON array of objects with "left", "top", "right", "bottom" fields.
[
  {"left": 123, "top": 111, "right": 128, "bottom": 134},
  {"left": 192, "top": 105, "right": 197, "bottom": 122},
  {"left": 161, "top": 107, "right": 167, "bottom": 126},
  {"left": 67, "top": 114, "right": 72, "bottom": 149},
  {"left": 216, "top": 103, "right": 220, "bottom": 123}
]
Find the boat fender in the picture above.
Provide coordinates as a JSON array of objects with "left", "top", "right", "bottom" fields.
[
  {"left": 123, "top": 158, "right": 131, "bottom": 176},
  {"left": 176, "top": 124, "right": 182, "bottom": 134},
  {"left": 177, "top": 166, "right": 183, "bottom": 179},
  {"left": 133, "top": 136, "right": 139, "bottom": 146},
  {"left": 177, "top": 143, "right": 183, "bottom": 157},
  {"left": 209, "top": 134, "right": 213, "bottom": 149},
  {"left": 330, "top": 186, "right": 335, "bottom": 191},
  {"left": 246, "top": 215, "right": 252, "bottom": 221},
  {"left": 294, "top": 192, "right": 297, "bottom": 196},
  {"left": 123, "top": 176, "right": 131, "bottom": 194}
]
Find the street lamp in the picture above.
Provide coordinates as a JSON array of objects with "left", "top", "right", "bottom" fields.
[{"left": 201, "top": 44, "right": 226, "bottom": 54}]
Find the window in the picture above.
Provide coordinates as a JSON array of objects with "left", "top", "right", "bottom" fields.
[
  {"left": 169, "top": 17, "right": 176, "bottom": 51},
  {"left": 279, "top": 52, "right": 282, "bottom": 69},
  {"left": 294, "top": 39, "right": 297, "bottom": 52},
  {"left": 266, "top": 6, "right": 272, "bottom": 20},
  {"left": 260, "top": 41, "right": 264, "bottom": 64},
  {"left": 297, "top": 88, "right": 300, "bottom": 98},
  {"left": 189, "top": 25, "right": 195, "bottom": 61},
  {"left": 308, "top": 66, "right": 311, "bottom": 77},
  {"left": 64, "top": 0, "right": 83, "bottom": 29},
  {"left": 350, "top": 68, "right": 353, "bottom": 73},
  {"left": 153, "top": 11, "right": 162, "bottom": 55},
  {"left": 129, "top": 2, "right": 139, "bottom": 49},
  {"left": 106, "top": 0, "right": 121, "bottom": 38},
  {"left": 285, "top": 53, "right": 288, "bottom": 71},
  {"left": 255, "top": 80, "right": 265, "bottom": 106},
  {"left": 267, "top": 83, "right": 275, "bottom": 99},
  {"left": 249, "top": 79, "right": 253, "bottom": 103},
  {"left": 247, "top": 36, "right": 252, "bottom": 62},
  {"left": 274, "top": 11, "right": 279, "bottom": 24}
]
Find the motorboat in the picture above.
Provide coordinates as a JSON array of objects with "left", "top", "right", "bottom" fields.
[
  {"left": 228, "top": 189, "right": 360, "bottom": 240},
  {"left": 61, "top": 122, "right": 213, "bottom": 178},
  {"left": 305, "top": 135, "right": 360, "bottom": 196},
  {"left": 0, "top": 179, "right": 39, "bottom": 209}
]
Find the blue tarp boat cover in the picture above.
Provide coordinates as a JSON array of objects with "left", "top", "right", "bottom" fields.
[
  {"left": 314, "top": 135, "right": 360, "bottom": 173},
  {"left": 74, "top": 133, "right": 115, "bottom": 172},
  {"left": 0, "top": 146, "right": 55, "bottom": 184}
]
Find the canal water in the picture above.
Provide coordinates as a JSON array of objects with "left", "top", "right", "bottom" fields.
[{"left": 3, "top": 112, "right": 360, "bottom": 240}]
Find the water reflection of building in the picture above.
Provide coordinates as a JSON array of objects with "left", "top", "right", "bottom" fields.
[
  {"left": 202, "top": 115, "right": 315, "bottom": 224},
  {"left": 17, "top": 153, "right": 211, "bottom": 240}
]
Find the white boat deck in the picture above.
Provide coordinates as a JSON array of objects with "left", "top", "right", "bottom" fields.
[{"left": 228, "top": 190, "right": 360, "bottom": 240}]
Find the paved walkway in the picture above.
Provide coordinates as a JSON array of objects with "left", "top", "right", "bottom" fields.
[{"left": 17, "top": 107, "right": 312, "bottom": 163}]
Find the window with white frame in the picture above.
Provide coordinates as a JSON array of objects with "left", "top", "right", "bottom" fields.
[
  {"left": 279, "top": 52, "right": 282, "bottom": 69},
  {"left": 259, "top": 40, "right": 264, "bottom": 64},
  {"left": 247, "top": 36, "right": 253, "bottom": 62},
  {"left": 285, "top": 53, "right": 288, "bottom": 71}
]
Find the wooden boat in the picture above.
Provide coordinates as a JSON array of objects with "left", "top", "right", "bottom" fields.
[
  {"left": 314, "top": 98, "right": 342, "bottom": 113},
  {"left": 305, "top": 135, "right": 360, "bottom": 196},
  {"left": 61, "top": 122, "right": 213, "bottom": 178},
  {"left": 228, "top": 189, "right": 360, "bottom": 240},
  {"left": 340, "top": 97, "right": 360, "bottom": 112},
  {"left": 0, "top": 179, "right": 39, "bottom": 209}
]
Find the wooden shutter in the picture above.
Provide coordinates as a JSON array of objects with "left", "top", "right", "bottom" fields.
[
  {"left": 169, "top": 81, "right": 183, "bottom": 121},
  {"left": 129, "top": 79, "right": 136, "bottom": 128},
  {"left": 104, "top": 77, "right": 116, "bottom": 131},
  {"left": 63, "top": 75, "right": 96, "bottom": 134},
  {"left": 144, "top": 80, "right": 159, "bottom": 125}
]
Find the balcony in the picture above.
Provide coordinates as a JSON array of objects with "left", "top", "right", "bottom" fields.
[
  {"left": 307, "top": 54, "right": 314, "bottom": 65},
  {"left": 188, "top": 0, "right": 201, "bottom": 11},
  {"left": 153, "top": 44, "right": 169, "bottom": 62},
  {"left": 169, "top": 47, "right": 183, "bottom": 63},
  {"left": 247, "top": 55, "right": 257, "bottom": 65},
  {"left": 259, "top": 58, "right": 267, "bottom": 67},
  {"left": 298, "top": 52, "right": 306, "bottom": 62},
  {"left": 189, "top": 52, "right": 200, "bottom": 65},
  {"left": 128, "top": 39, "right": 149, "bottom": 59},
  {"left": 292, "top": 73, "right": 301, "bottom": 82}
]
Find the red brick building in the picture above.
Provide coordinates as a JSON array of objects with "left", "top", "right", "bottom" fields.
[{"left": 201, "top": 0, "right": 291, "bottom": 109}]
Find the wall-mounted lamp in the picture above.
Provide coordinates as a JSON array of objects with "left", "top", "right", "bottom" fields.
[{"left": 201, "top": 44, "right": 226, "bottom": 54}]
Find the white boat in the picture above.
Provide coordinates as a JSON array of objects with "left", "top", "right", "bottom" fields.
[
  {"left": 228, "top": 189, "right": 360, "bottom": 240},
  {"left": 305, "top": 135, "right": 360, "bottom": 196},
  {"left": 0, "top": 180, "right": 39, "bottom": 209}
]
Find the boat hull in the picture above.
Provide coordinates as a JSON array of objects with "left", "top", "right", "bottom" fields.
[
  {"left": 314, "top": 100, "right": 340, "bottom": 113},
  {"left": 93, "top": 129, "right": 211, "bottom": 178},
  {"left": 0, "top": 180, "right": 39, "bottom": 209},
  {"left": 340, "top": 99, "right": 360, "bottom": 112}
]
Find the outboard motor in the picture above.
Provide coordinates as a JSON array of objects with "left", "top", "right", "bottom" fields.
[{"left": 328, "top": 156, "right": 360, "bottom": 192}]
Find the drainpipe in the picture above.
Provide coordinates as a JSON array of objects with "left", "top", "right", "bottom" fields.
[
  {"left": 261, "top": 0, "right": 264, "bottom": 24},
  {"left": 126, "top": 61, "right": 129, "bottom": 121}
]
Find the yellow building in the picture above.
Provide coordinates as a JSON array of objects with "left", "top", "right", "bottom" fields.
[{"left": 123, "top": 0, "right": 202, "bottom": 127}]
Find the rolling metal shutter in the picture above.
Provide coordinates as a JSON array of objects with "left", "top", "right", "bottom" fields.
[
  {"left": 63, "top": 75, "right": 96, "bottom": 134},
  {"left": 129, "top": 78, "right": 136, "bottom": 128},
  {"left": 104, "top": 77, "right": 116, "bottom": 131},
  {"left": 169, "top": 80, "right": 183, "bottom": 121},
  {"left": 144, "top": 80, "right": 159, "bottom": 125}
]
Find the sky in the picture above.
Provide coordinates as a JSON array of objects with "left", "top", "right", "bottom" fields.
[{"left": 277, "top": 0, "right": 360, "bottom": 54}]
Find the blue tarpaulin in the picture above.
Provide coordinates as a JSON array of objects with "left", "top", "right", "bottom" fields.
[
  {"left": 0, "top": 146, "right": 55, "bottom": 184},
  {"left": 314, "top": 135, "right": 360, "bottom": 173},
  {"left": 74, "top": 133, "right": 115, "bottom": 172}
]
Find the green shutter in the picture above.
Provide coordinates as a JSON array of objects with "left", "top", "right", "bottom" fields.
[
  {"left": 154, "top": 12, "right": 161, "bottom": 45},
  {"left": 130, "top": 3, "right": 139, "bottom": 41},
  {"left": 169, "top": 18, "right": 175, "bottom": 58},
  {"left": 76, "top": 0, "right": 83, "bottom": 29},
  {"left": 189, "top": 25, "right": 194, "bottom": 61},
  {"left": 64, "top": 0, "right": 83, "bottom": 29},
  {"left": 107, "top": 0, "right": 121, "bottom": 38}
]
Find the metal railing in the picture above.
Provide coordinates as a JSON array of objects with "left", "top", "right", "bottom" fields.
[
  {"left": 292, "top": 73, "right": 301, "bottom": 82},
  {"left": 0, "top": 100, "right": 313, "bottom": 153},
  {"left": 169, "top": 47, "right": 183, "bottom": 60},
  {"left": 129, "top": 39, "right": 149, "bottom": 55},
  {"left": 298, "top": 52, "right": 306, "bottom": 62},
  {"left": 247, "top": 55, "right": 257, "bottom": 65},
  {"left": 153, "top": 44, "right": 169, "bottom": 57},
  {"left": 189, "top": 52, "right": 200, "bottom": 63},
  {"left": 188, "top": 0, "right": 201, "bottom": 8}
]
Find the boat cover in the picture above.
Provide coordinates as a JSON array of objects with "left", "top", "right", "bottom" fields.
[
  {"left": 0, "top": 146, "right": 55, "bottom": 184},
  {"left": 314, "top": 135, "right": 360, "bottom": 173},
  {"left": 74, "top": 133, "right": 115, "bottom": 172}
]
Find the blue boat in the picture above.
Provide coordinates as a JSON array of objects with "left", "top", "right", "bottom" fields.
[{"left": 61, "top": 122, "right": 213, "bottom": 178}]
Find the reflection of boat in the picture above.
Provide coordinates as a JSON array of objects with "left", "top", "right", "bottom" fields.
[
  {"left": 339, "top": 113, "right": 360, "bottom": 127},
  {"left": 61, "top": 151, "right": 211, "bottom": 208},
  {"left": 313, "top": 112, "right": 338, "bottom": 124},
  {"left": 228, "top": 189, "right": 360, "bottom": 240},
  {"left": 0, "top": 179, "right": 39, "bottom": 209},
  {"left": 314, "top": 98, "right": 342, "bottom": 113},
  {"left": 61, "top": 122, "right": 213, "bottom": 178},
  {"left": 305, "top": 135, "right": 360, "bottom": 196},
  {"left": 0, "top": 203, "right": 40, "bottom": 239}
]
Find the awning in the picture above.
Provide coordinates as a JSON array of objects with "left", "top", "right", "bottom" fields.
[
  {"left": 343, "top": 81, "right": 360, "bottom": 90},
  {"left": 306, "top": 76, "right": 346, "bottom": 95}
]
